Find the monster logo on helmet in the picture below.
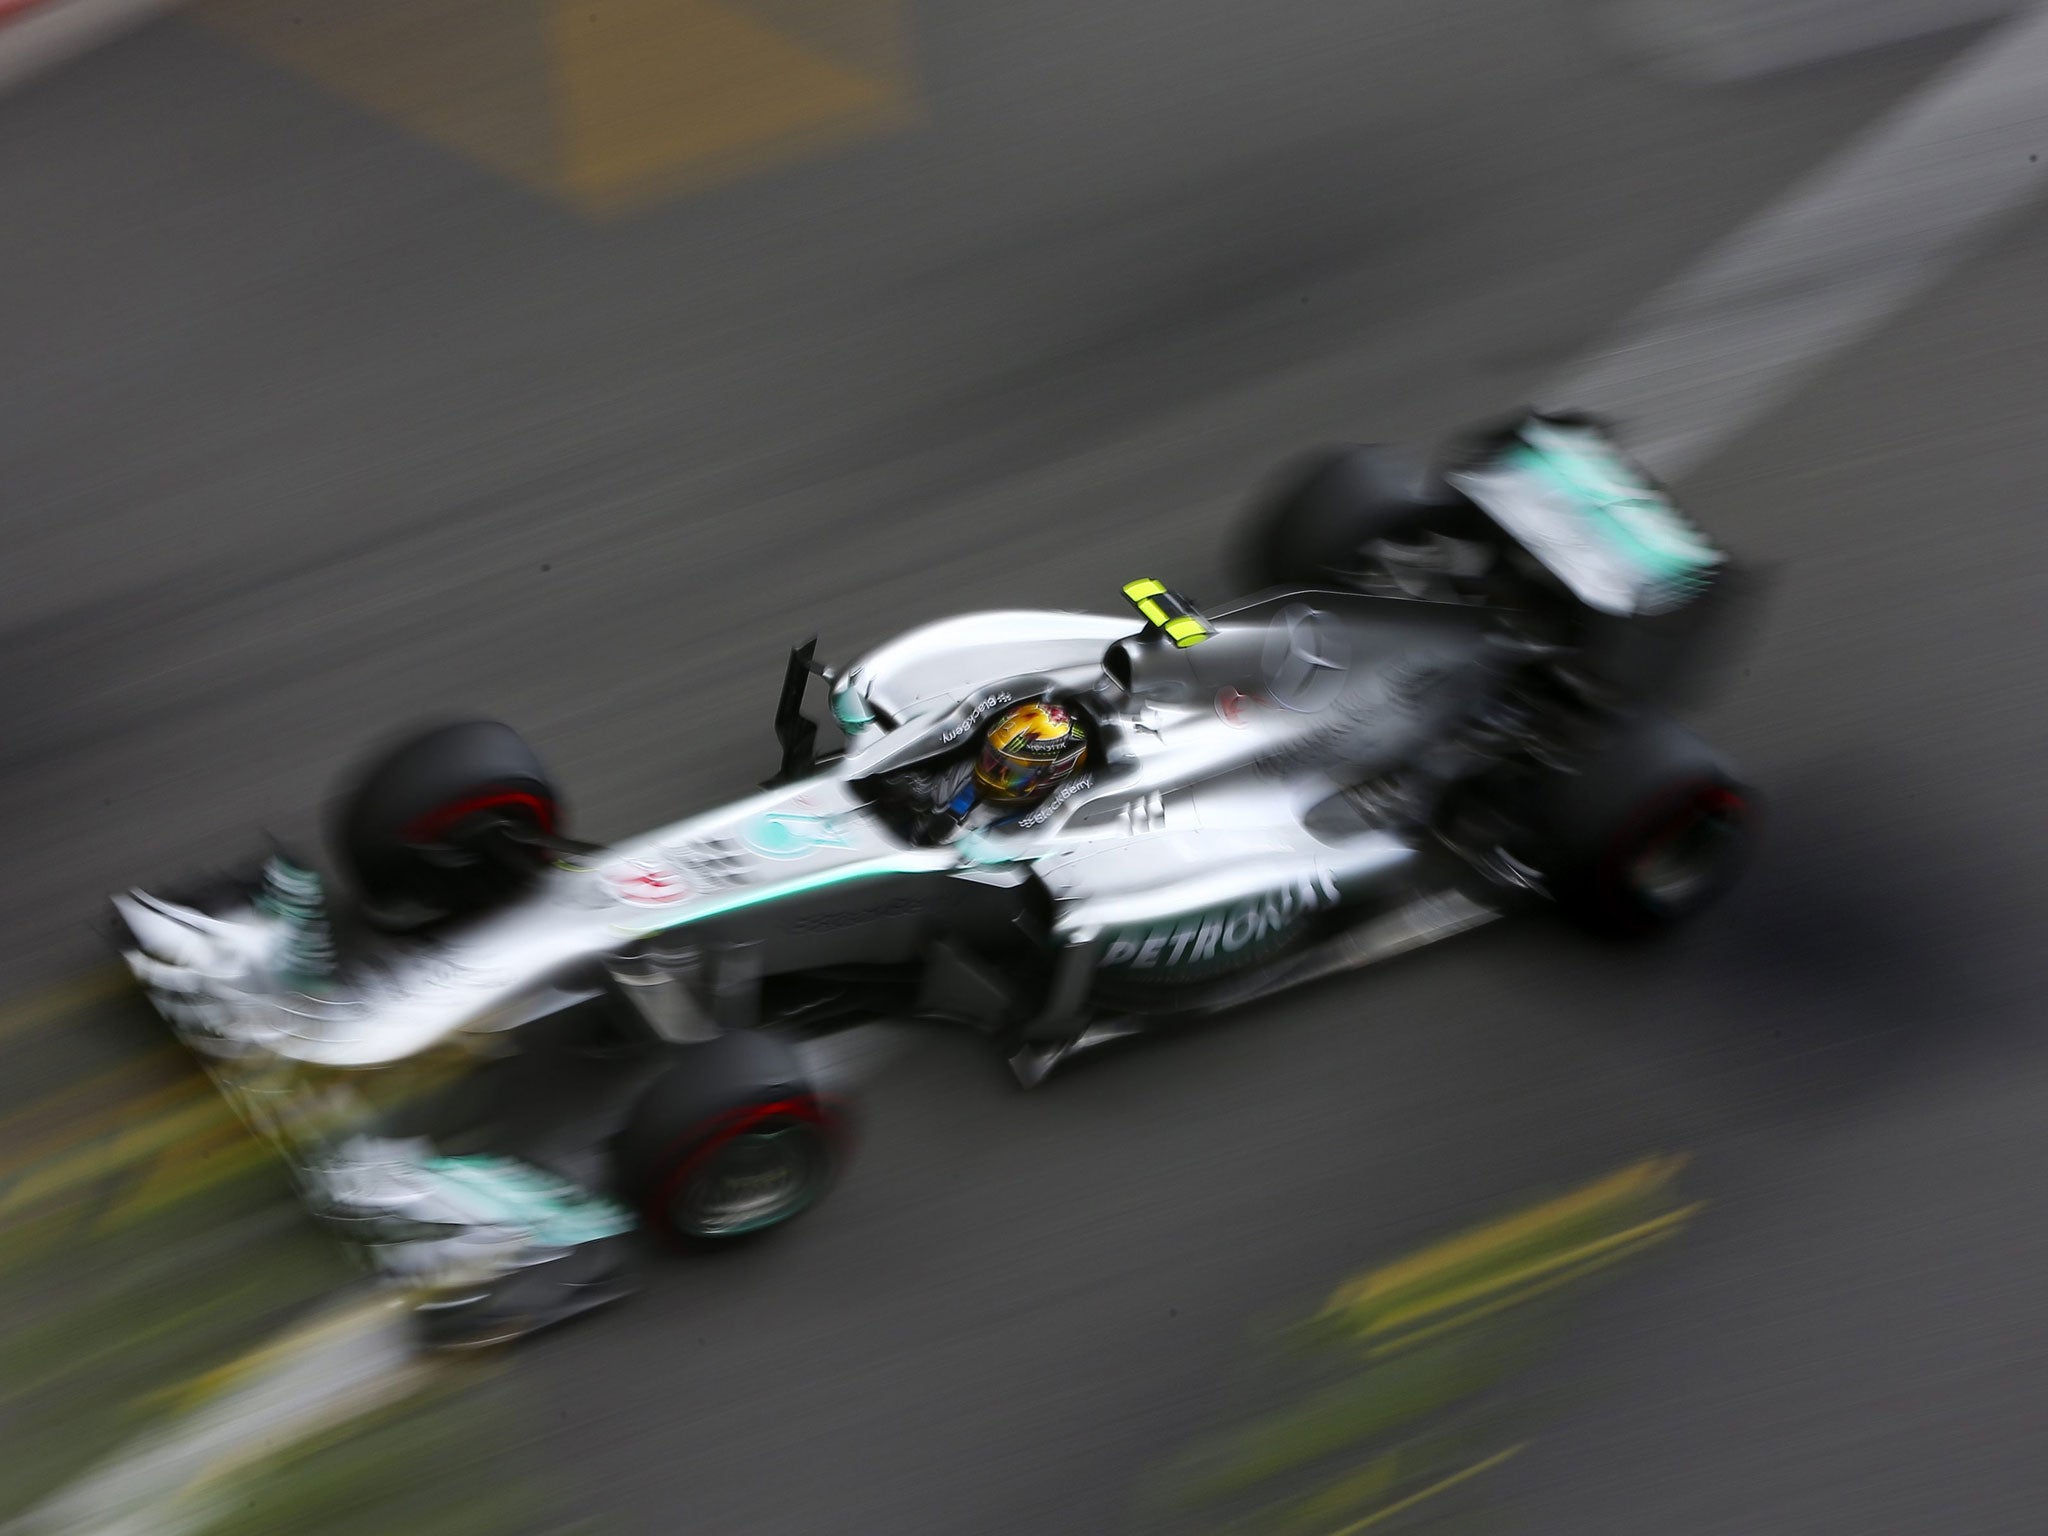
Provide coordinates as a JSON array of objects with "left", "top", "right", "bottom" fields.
[{"left": 974, "top": 701, "right": 1088, "bottom": 804}]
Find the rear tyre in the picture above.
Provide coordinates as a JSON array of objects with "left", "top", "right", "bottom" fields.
[
  {"left": 1238, "top": 445, "right": 1450, "bottom": 593},
  {"left": 1525, "top": 713, "right": 1756, "bottom": 937},
  {"left": 614, "top": 1031, "right": 846, "bottom": 1244},
  {"left": 332, "top": 719, "right": 561, "bottom": 930}
]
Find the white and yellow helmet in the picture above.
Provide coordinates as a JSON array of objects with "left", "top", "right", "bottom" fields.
[{"left": 973, "top": 701, "right": 1088, "bottom": 804}]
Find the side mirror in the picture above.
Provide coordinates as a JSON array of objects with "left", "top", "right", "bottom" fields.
[{"left": 764, "top": 638, "right": 832, "bottom": 787}]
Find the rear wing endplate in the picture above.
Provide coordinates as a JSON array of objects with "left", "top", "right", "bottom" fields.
[{"left": 1443, "top": 413, "right": 1725, "bottom": 617}]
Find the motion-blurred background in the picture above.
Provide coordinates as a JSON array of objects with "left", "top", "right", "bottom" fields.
[{"left": 3, "top": 2, "right": 2045, "bottom": 1532}]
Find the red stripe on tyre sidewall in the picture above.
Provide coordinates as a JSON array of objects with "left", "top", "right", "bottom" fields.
[
  {"left": 648, "top": 1095, "right": 849, "bottom": 1237},
  {"left": 1600, "top": 779, "right": 1750, "bottom": 925},
  {"left": 403, "top": 789, "right": 557, "bottom": 844}
]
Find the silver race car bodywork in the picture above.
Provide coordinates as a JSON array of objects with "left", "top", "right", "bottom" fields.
[
  {"left": 112, "top": 412, "right": 1751, "bottom": 1342},
  {"left": 121, "top": 596, "right": 1496, "bottom": 1059}
]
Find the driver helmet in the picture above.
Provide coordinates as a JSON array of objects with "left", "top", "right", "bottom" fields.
[{"left": 974, "top": 701, "right": 1088, "bottom": 804}]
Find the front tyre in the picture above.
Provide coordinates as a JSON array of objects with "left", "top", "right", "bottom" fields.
[
  {"left": 1525, "top": 714, "right": 1757, "bottom": 937},
  {"left": 614, "top": 1031, "right": 847, "bottom": 1243},
  {"left": 332, "top": 719, "right": 561, "bottom": 930}
]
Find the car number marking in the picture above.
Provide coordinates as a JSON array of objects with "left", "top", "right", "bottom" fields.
[{"left": 604, "top": 860, "right": 695, "bottom": 906}]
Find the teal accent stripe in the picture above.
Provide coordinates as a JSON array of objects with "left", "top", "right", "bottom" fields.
[
  {"left": 419, "top": 1156, "right": 633, "bottom": 1245},
  {"left": 611, "top": 858, "right": 936, "bottom": 937},
  {"left": 831, "top": 687, "right": 876, "bottom": 730}
]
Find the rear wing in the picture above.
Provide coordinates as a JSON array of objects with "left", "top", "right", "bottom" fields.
[
  {"left": 1442, "top": 412, "right": 1724, "bottom": 618},
  {"left": 1442, "top": 411, "right": 1758, "bottom": 702}
]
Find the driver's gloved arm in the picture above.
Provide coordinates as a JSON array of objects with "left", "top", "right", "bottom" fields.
[{"left": 903, "top": 759, "right": 977, "bottom": 844}]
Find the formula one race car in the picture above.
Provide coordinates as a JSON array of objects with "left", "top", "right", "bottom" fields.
[{"left": 114, "top": 411, "right": 1757, "bottom": 1344}]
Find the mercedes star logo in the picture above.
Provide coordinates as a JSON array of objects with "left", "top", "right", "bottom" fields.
[{"left": 1261, "top": 604, "right": 1350, "bottom": 712}]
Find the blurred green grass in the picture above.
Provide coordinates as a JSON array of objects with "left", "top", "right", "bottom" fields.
[
  {"left": 1146, "top": 1157, "right": 1697, "bottom": 1535},
  {"left": 0, "top": 1000, "right": 578, "bottom": 1536}
]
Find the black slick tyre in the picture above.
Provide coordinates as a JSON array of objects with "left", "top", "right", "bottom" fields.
[
  {"left": 614, "top": 1030, "right": 846, "bottom": 1244},
  {"left": 1527, "top": 713, "right": 1756, "bottom": 937},
  {"left": 332, "top": 719, "right": 560, "bottom": 930}
]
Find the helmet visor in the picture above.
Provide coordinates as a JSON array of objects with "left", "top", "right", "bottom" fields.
[
  {"left": 976, "top": 752, "right": 1045, "bottom": 798},
  {"left": 975, "top": 736, "right": 1085, "bottom": 803}
]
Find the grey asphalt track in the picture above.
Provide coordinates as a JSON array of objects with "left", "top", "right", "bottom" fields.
[{"left": 4, "top": 3, "right": 2046, "bottom": 1532}]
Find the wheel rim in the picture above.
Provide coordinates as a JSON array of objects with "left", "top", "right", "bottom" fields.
[
  {"left": 671, "top": 1121, "right": 828, "bottom": 1238},
  {"left": 1630, "top": 788, "right": 1746, "bottom": 911}
]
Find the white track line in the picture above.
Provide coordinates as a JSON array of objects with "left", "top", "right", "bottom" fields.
[
  {"left": 0, "top": 0, "right": 178, "bottom": 94},
  {"left": 1545, "top": 1, "right": 2048, "bottom": 480},
  {"left": 4, "top": 1294, "right": 425, "bottom": 1536},
  {"left": 1605, "top": 0, "right": 2020, "bottom": 84}
]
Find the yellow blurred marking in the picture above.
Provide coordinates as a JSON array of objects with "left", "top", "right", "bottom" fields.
[
  {"left": 195, "top": 0, "right": 915, "bottom": 216},
  {"left": 1364, "top": 1203, "right": 1702, "bottom": 1341},
  {"left": 554, "top": 1, "right": 901, "bottom": 212},
  {"left": 0, "top": 1092, "right": 237, "bottom": 1220},
  {"left": 1285, "top": 1453, "right": 1401, "bottom": 1531},
  {"left": 0, "top": 1052, "right": 198, "bottom": 1180},
  {"left": 92, "top": 1115, "right": 280, "bottom": 1232},
  {"left": 0, "top": 965, "right": 132, "bottom": 1046},
  {"left": 1322, "top": 1443, "right": 1524, "bottom": 1536},
  {"left": 1323, "top": 1155, "right": 1688, "bottom": 1319},
  {"left": 196, "top": 0, "right": 562, "bottom": 193},
  {"left": 3, "top": 1040, "right": 484, "bottom": 1238},
  {"left": 1367, "top": 1216, "right": 1695, "bottom": 1359}
]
